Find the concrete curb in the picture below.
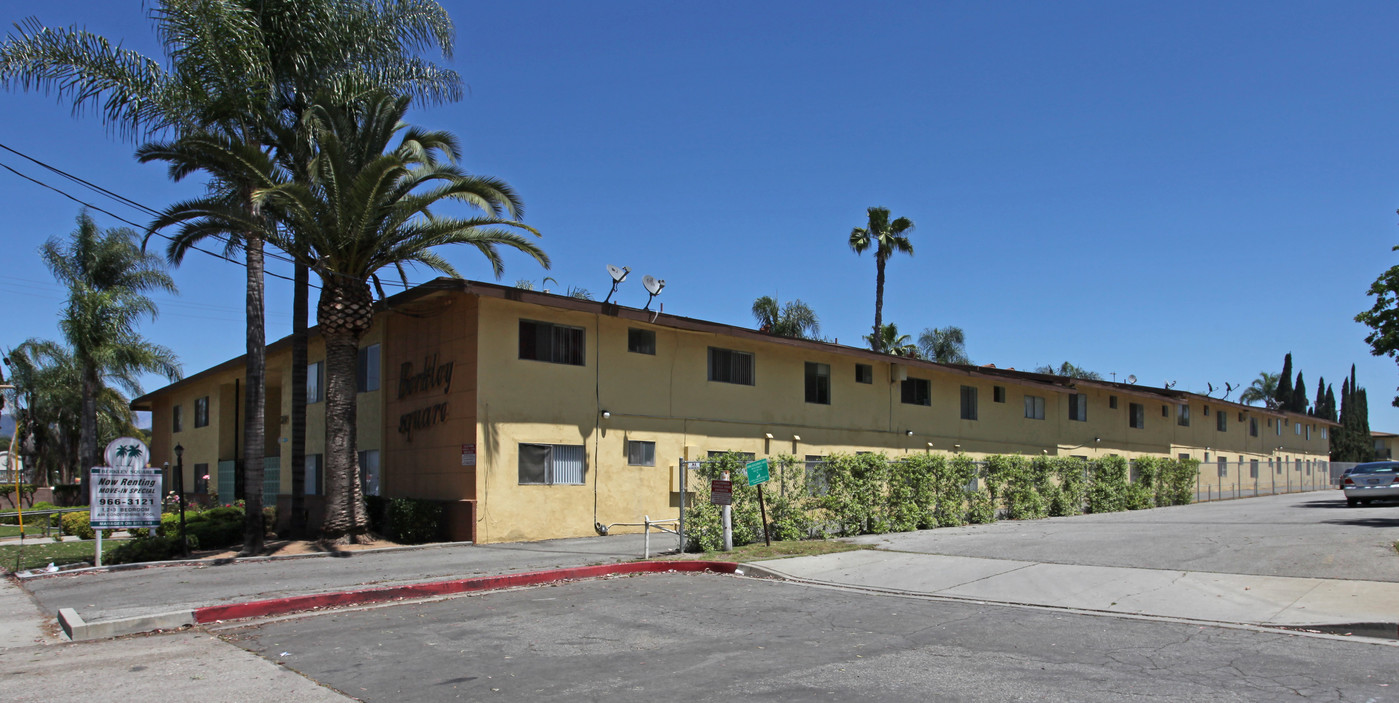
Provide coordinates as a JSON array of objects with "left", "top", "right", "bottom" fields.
[{"left": 58, "top": 560, "right": 737, "bottom": 640}]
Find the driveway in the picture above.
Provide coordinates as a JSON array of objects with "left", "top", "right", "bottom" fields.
[{"left": 848, "top": 490, "right": 1399, "bottom": 582}]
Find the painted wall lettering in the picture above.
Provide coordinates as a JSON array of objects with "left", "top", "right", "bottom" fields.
[
  {"left": 398, "top": 353, "right": 454, "bottom": 399},
  {"left": 399, "top": 402, "right": 449, "bottom": 441}
]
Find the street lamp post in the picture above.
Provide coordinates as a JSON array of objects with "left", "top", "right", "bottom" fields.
[{"left": 175, "top": 444, "right": 187, "bottom": 557}]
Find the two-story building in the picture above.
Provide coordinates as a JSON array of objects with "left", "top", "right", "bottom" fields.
[{"left": 133, "top": 279, "right": 1335, "bottom": 543}]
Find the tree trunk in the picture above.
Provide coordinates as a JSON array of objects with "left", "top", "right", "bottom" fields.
[
  {"left": 289, "top": 262, "right": 309, "bottom": 538},
  {"left": 241, "top": 236, "right": 266, "bottom": 556},
  {"left": 873, "top": 255, "right": 886, "bottom": 354},
  {"left": 78, "top": 363, "right": 99, "bottom": 476},
  {"left": 318, "top": 275, "right": 374, "bottom": 542}
]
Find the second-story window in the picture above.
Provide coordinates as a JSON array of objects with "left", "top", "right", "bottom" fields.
[
  {"left": 1024, "top": 395, "right": 1045, "bottom": 420},
  {"left": 519, "top": 319, "right": 585, "bottom": 366},
  {"left": 805, "top": 362, "right": 830, "bottom": 404},
  {"left": 1068, "top": 394, "right": 1087, "bottom": 422},
  {"left": 960, "top": 386, "right": 978, "bottom": 420},
  {"left": 1129, "top": 402, "right": 1145, "bottom": 429},
  {"left": 708, "top": 347, "right": 754, "bottom": 385}
]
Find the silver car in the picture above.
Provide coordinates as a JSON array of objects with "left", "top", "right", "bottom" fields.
[{"left": 1341, "top": 462, "right": 1399, "bottom": 507}]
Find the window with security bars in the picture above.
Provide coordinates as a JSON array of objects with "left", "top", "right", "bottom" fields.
[
  {"left": 627, "top": 440, "right": 655, "bottom": 466},
  {"left": 708, "top": 347, "right": 754, "bottom": 385},
  {"left": 519, "top": 320, "right": 585, "bottom": 366},
  {"left": 1250, "top": 459, "right": 1259, "bottom": 479},
  {"left": 805, "top": 362, "right": 830, "bottom": 404},
  {"left": 1217, "top": 457, "right": 1227, "bottom": 477},
  {"left": 519, "top": 444, "right": 586, "bottom": 485}
]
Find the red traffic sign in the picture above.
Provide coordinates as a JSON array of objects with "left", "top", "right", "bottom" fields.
[{"left": 710, "top": 479, "right": 733, "bottom": 506}]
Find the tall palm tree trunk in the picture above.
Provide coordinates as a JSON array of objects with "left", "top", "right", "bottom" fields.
[
  {"left": 78, "top": 364, "right": 99, "bottom": 474},
  {"left": 289, "top": 262, "right": 309, "bottom": 538},
  {"left": 318, "top": 275, "right": 374, "bottom": 542},
  {"left": 241, "top": 235, "right": 266, "bottom": 555},
  {"left": 872, "top": 256, "right": 887, "bottom": 354}
]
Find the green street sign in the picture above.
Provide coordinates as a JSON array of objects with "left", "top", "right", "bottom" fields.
[{"left": 745, "top": 458, "right": 770, "bottom": 486}]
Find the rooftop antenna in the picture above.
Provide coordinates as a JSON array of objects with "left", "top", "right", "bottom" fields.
[
  {"left": 641, "top": 275, "right": 666, "bottom": 311},
  {"left": 1164, "top": 380, "right": 1176, "bottom": 390},
  {"left": 1126, "top": 374, "right": 1137, "bottom": 385},
  {"left": 603, "top": 265, "right": 629, "bottom": 304},
  {"left": 1223, "top": 381, "right": 1237, "bottom": 401},
  {"left": 1206, "top": 382, "right": 1216, "bottom": 397}
]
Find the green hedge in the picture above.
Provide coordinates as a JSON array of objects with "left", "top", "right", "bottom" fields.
[{"left": 683, "top": 453, "right": 1198, "bottom": 551}]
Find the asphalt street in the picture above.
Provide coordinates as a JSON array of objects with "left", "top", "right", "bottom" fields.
[
  {"left": 221, "top": 571, "right": 1398, "bottom": 702},
  {"left": 848, "top": 490, "right": 1399, "bottom": 581}
]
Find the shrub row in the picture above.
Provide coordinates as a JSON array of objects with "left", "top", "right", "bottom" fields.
[
  {"left": 684, "top": 453, "right": 1200, "bottom": 551},
  {"left": 365, "top": 495, "right": 445, "bottom": 544}
]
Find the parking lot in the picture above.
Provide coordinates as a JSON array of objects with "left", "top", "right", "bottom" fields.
[{"left": 220, "top": 571, "right": 1396, "bottom": 702}]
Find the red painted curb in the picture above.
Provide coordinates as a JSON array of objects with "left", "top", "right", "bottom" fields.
[{"left": 193, "top": 560, "right": 739, "bottom": 624}]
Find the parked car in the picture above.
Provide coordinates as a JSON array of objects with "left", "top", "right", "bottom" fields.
[
  {"left": 1340, "top": 461, "right": 1399, "bottom": 507},
  {"left": 1337, "top": 465, "right": 1361, "bottom": 489}
]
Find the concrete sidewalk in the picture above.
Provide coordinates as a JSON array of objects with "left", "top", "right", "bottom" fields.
[{"left": 748, "top": 550, "right": 1399, "bottom": 633}]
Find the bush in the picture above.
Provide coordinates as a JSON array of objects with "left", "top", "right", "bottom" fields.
[
  {"left": 105, "top": 534, "right": 201, "bottom": 565},
  {"left": 1159, "top": 458, "right": 1198, "bottom": 506},
  {"left": 59, "top": 511, "right": 113, "bottom": 540},
  {"left": 0, "top": 484, "right": 37, "bottom": 508},
  {"left": 1087, "top": 456, "right": 1129, "bottom": 513},
  {"left": 1051, "top": 458, "right": 1088, "bottom": 517},
  {"left": 385, "top": 497, "right": 444, "bottom": 544}
]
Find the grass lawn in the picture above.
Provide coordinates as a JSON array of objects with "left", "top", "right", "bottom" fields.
[
  {"left": 0, "top": 540, "right": 97, "bottom": 573},
  {"left": 657, "top": 539, "right": 871, "bottom": 563}
]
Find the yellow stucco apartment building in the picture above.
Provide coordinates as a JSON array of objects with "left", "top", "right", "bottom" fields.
[{"left": 133, "top": 279, "right": 1335, "bottom": 543}]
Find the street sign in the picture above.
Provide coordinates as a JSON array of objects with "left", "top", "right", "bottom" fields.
[
  {"left": 710, "top": 479, "right": 732, "bottom": 506},
  {"left": 745, "top": 458, "right": 770, "bottom": 486}
]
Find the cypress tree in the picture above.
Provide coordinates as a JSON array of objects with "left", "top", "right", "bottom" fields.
[
  {"left": 1291, "top": 371, "right": 1307, "bottom": 413},
  {"left": 1313, "top": 376, "right": 1326, "bottom": 417},
  {"left": 1358, "top": 386, "right": 1374, "bottom": 461},
  {"left": 1324, "top": 384, "right": 1337, "bottom": 422},
  {"left": 1276, "top": 353, "right": 1294, "bottom": 409},
  {"left": 1333, "top": 378, "right": 1351, "bottom": 460}
]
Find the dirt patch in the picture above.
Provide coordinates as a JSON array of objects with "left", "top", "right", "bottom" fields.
[{"left": 194, "top": 537, "right": 404, "bottom": 560}]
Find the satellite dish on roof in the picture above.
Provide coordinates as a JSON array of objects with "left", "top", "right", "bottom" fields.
[
  {"left": 1126, "top": 375, "right": 1137, "bottom": 385},
  {"left": 603, "top": 265, "right": 630, "bottom": 304},
  {"left": 641, "top": 275, "right": 665, "bottom": 311}
]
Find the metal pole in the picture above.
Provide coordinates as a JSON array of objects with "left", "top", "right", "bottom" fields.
[
  {"left": 177, "top": 451, "right": 188, "bottom": 557},
  {"left": 721, "top": 470, "right": 732, "bottom": 551},
  {"left": 643, "top": 515, "right": 650, "bottom": 559},
  {"left": 677, "top": 460, "right": 686, "bottom": 553}
]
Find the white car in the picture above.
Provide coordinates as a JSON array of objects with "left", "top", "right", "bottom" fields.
[{"left": 1341, "top": 462, "right": 1399, "bottom": 507}]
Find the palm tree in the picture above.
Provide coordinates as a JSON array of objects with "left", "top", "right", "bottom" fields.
[
  {"left": 865, "top": 323, "right": 919, "bottom": 358},
  {"left": 751, "top": 296, "right": 821, "bottom": 340},
  {"left": 848, "top": 207, "right": 915, "bottom": 353},
  {"left": 1240, "top": 372, "right": 1280, "bottom": 408},
  {"left": 2, "top": 0, "right": 462, "bottom": 550},
  {"left": 918, "top": 327, "right": 969, "bottom": 364},
  {"left": 150, "top": 93, "right": 547, "bottom": 540},
  {"left": 1034, "top": 361, "right": 1103, "bottom": 381},
  {"left": 37, "top": 214, "right": 181, "bottom": 476}
]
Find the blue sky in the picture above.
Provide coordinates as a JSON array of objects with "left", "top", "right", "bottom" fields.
[{"left": 2, "top": 1, "right": 1398, "bottom": 431}]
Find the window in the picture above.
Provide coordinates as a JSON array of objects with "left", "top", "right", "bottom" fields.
[
  {"left": 708, "top": 347, "right": 754, "bottom": 385},
  {"left": 1068, "top": 394, "right": 1087, "bottom": 422},
  {"left": 1177, "top": 405, "right": 1190, "bottom": 427},
  {"left": 1322, "top": 427, "right": 1328, "bottom": 439},
  {"left": 305, "top": 454, "right": 324, "bottom": 496},
  {"left": 357, "top": 344, "right": 381, "bottom": 392},
  {"left": 805, "top": 362, "right": 831, "bottom": 405},
  {"left": 627, "top": 440, "right": 655, "bottom": 466},
  {"left": 1276, "top": 419, "right": 1282, "bottom": 436},
  {"left": 1024, "top": 395, "right": 1045, "bottom": 420},
  {"left": 855, "top": 364, "right": 873, "bottom": 384},
  {"left": 1109, "top": 395, "right": 1118, "bottom": 410},
  {"left": 518, "top": 443, "right": 586, "bottom": 485},
  {"left": 993, "top": 386, "right": 1006, "bottom": 403},
  {"left": 1217, "top": 411, "right": 1227, "bottom": 432},
  {"left": 1203, "top": 405, "right": 1210, "bottom": 416},
  {"left": 172, "top": 404, "right": 183, "bottom": 433},
  {"left": 193, "top": 463, "right": 209, "bottom": 494},
  {"left": 307, "top": 361, "right": 324, "bottom": 403},
  {"left": 1129, "top": 402, "right": 1145, "bottom": 429},
  {"left": 358, "top": 449, "right": 381, "bottom": 496},
  {"left": 1161, "top": 404, "right": 1169, "bottom": 417},
  {"left": 902, "top": 378, "right": 931, "bottom": 406},
  {"left": 960, "top": 385, "right": 978, "bottom": 420},
  {"left": 1217, "top": 457, "right": 1227, "bottom": 477},
  {"left": 804, "top": 455, "right": 828, "bottom": 495},
  {"left": 1250, "top": 418, "right": 1258, "bottom": 437},
  {"left": 628, "top": 328, "right": 655, "bottom": 355},
  {"left": 1294, "top": 422, "right": 1301, "bottom": 435},
  {"left": 1250, "top": 459, "right": 1259, "bottom": 479},
  {"left": 519, "top": 320, "right": 585, "bottom": 366},
  {"left": 194, "top": 396, "right": 209, "bottom": 428},
  {"left": 1305, "top": 425, "right": 1311, "bottom": 440}
]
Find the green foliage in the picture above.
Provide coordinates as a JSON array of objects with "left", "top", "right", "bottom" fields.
[
  {"left": 815, "top": 453, "right": 891, "bottom": 536},
  {"left": 59, "top": 510, "right": 113, "bottom": 540},
  {"left": 385, "top": 497, "right": 444, "bottom": 544},
  {"left": 936, "top": 455, "right": 978, "bottom": 527},
  {"left": 1086, "top": 456, "right": 1130, "bottom": 513},
  {"left": 0, "top": 484, "right": 37, "bottom": 508},
  {"left": 1158, "top": 458, "right": 1198, "bottom": 506},
  {"left": 1047, "top": 458, "right": 1086, "bottom": 517},
  {"left": 51, "top": 485, "right": 82, "bottom": 505},
  {"left": 1, "top": 501, "right": 61, "bottom": 526},
  {"left": 1125, "top": 457, "right": 1158, "bottom": 510},
  {"left": 104, "top": 534, "right": 200, "bottom": 566}
]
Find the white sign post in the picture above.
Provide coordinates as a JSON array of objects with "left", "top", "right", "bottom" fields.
[{"left": 90, "top": 437, "right": 159, "bottom": 566}]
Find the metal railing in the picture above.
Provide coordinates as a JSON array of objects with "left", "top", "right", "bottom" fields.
[{"left": 0, "top": 507, "right": 89, "bottom": 540}]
